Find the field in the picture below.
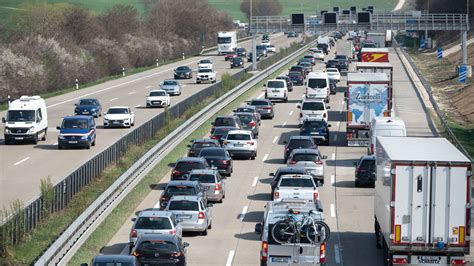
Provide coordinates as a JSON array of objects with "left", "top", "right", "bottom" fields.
[{"left": 0, "top": 0, "right": 399, "bottom": 21}]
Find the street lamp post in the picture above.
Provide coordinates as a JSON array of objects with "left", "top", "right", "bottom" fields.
[{"left": 251, "top": 0, "right": 257, "bottom": 71}]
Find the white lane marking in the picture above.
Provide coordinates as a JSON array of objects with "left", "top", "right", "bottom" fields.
[
  {"left": 146, "top": 85, "right": 152, "bottom": 89},
  {"left": 128, "top": 91, "right": 136, "bottom": 95},
  {"left": 301, "top": 94, "right": 305, "bottom": 98},
  {"left": 331, "top": 153, "right": 335, "bottom": 160},
  {"left": 154, "top": 201, "right": 161, "bottom": 209},
  {"left": 341, "top": 100, "right": 345, "bottom": 105},
  {"left": 333, "top": 135, "right": 338, "bottom": 141},
  {"left": 334, "top": 244, "right": 341, "bottom": 263},
  {"left": 272, "top": 136, "right": 278, "bottom": 143},
  {"left": 240, "top": 206, "right": 248, "bottom": 220},
  {"left": 134, "top": 104, "right": 141, "bottom": 108},
  {"left": 14, "top": 157, "right": 30, "bottom": 166},
  {"left": 257, "top": 92, "right": 265, "bottom": 99},
  {"left": 110, "top": 98, "right": 118, "bottom": 102},
  {"left": 252, "top": 176, "right": 259, "bottom": 187},
  {"left": 289, "top": 110, "right": 293, "bottom": 116},
  {"left": 330, "top": 204, "right": 336, "bottom": 217},
  {"left": 53, "top": 142, "right": 58, "bottom": 145},
  {"left": 226, "top": 250, "right": 236, "bottom": 266},
  {"left": 282, "top": 121, "right": 287, "bottom": 127},
  {"left": 262, "top": 153, "right": 269, "bottom": 162},
  {"left": 46, "top": 57, "right": 208, "bottom": 109},
  {"left": 331, "top": 175, "right": 335, "bottom": 185},
  {"left": 337, "top": 121, "right": 341, "bottom": 127}
]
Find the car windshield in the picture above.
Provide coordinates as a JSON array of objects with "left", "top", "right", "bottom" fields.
[
  {"left": 288, "top": 139, "right": 312, "bottom": 148},
  {"left": 237, "top": 114, "right": 253, "bottom": 123},
  {"left": 302, "top": 120, "right": 326, "bottom": 130},
  {"left": 150, "top": 91, "right": 166, "bottom": 96},
  {"left": 299, "top": 62, "right": 311, "bottom": 67},
  {"left": 192, "top": 142, "right": 217, "bottom": 149},
  {"left": 200, "top": 148, "right": 225, "bottom": 157},
  {"left": 137, "top": 241, "right": 178, "bottom": 253},
  {"left": 168, "top": 200, "right": 199, "bottom": 211},
  {"left": 307, "top": 78, "right": 327, "bottom": 89},
  {"left": 166, "top": 186, "right": 197, "bottom": 195},
  {"left": 175, "top": 162, "right": 205, "bottom": 172},
  {"left": 62, "top": 119, "right": 89, "bottom": 129},
  {"left": 302, "top": 101, "right": 324, "bottom": 110},
  {"left": 250, "top": 100, "right": 270, "bottom": 106},
  {"left": 163, "top": 80, "right": 177, "bottom": 86},
  {"left": 232, "top": 58, "right": 242, "bottom": 62},
  {"left": 79, "top": 99, "right": 96, "bottom": 106},
  {"left": 292, "top": 153, "right": 318, "bottom": 162},
  {"left": 279, "top": 178, "right": 314, "bottom": 187},
  {"left": 176, "top": 66, "right": 189, "bottom": 71},
  {"left": 189, "top": 174, "right": 216, "bottom": 183},
  {"left": 200, "top": 60, "right": 211, "bottom": 64},
  {"left": 213, "top": 127, "right": 235, "bottom": 136},
  {"left": 7, "top": 110, "right": 35, "bottom": 122},
  {"left": 237, "top": 48, "right": 245, "bottom": 52},
  {"left": 227, "top": 134, "right": 250, "bottom": 140},
  {"left": 107, "top": 108, "right": 128, "bottom": 114},
  {"left": 267, "top": 81, "right": 285, "bottom": 88},
  {"left": 199, "top": 69, "right": 212, "bottom": 73},
  {"left": 134, "top": 217, "right": 172, "bottom": 230},
  {"left": 214, "top": 118, "right": 235, "bottom": 126},
  {"left": 218, "top": 37, "right": 231, "bottom": 44}
]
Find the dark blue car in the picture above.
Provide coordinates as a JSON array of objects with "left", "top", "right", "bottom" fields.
[
  {"left": 299, "top": 118, "right": 331, "bottom": 145},
  {"left": 74, "top": 98, "right": 102, "bottom": 118},
  {"left": 57, "top": 115, "right": 96, "bottom": 149}
]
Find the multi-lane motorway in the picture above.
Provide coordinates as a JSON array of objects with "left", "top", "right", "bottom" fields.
[
  {"left": 97, "top": 37, "right": 439, "bottom": 265},
  {"left": 0, "top": 33, "right": 301, "bottom": 208}
]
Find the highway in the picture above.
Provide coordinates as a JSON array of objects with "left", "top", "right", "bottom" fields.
[
  {"left": 0, "top": 33, "right": 300, "bottom": 209},
  {"left": 98, "top": 37, "right": 439, "bottom": 265}
]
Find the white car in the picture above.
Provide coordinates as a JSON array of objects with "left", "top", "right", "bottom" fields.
[
  {"left": 198, "top": 59, "right": 213, "bottom": 70},
  {"left": 266, "top": 44, "right": 276, "bottom": 53},
  {"left": 273, "top": 174, "right": 320, "bottom": 202},
  {"left": 298, "top": 98, "right": 329, "bottom": 124},
  {"left": 312, "top": 49, "right": 325, "bottom": 60},
  {"left": 103, "top": 106, "right": 135, "bottom": 128},
  {"left": 196, "top": 68, "right": 216, "bottom": 84},
  {"left": 223, "top": 130, "right": 257, "bottom": 160},
  {"left": 325, "top": 67, "right": 341, "bottom": 82},
  {"left": 146, "top": 90, "right": 170, "bottom": 108}
]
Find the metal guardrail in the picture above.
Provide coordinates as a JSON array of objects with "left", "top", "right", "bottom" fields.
[
  {"left": 35, "top": 38, "right": 316, "bottom": 265},
  {"left": 394, "top": 41, "right": 472, "bottom": 161}
]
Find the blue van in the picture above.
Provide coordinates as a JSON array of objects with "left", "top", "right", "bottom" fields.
[{"left": 57, "top": 115, "right": 96, "bottom": 149}]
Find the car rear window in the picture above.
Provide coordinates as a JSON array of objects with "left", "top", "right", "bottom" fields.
[
  {"left": 288, "top": 139, "right": 312, "bottom": 148},
  {"left": 267, "top": 81, "right": 285, "bottom": 88},
  {"left": 291, "top": 153, "right": 318, "bottom": 162},
  {"left": 236, "top": 107, "right": 254, "bottom": 113},
  {"left": 188, "top": 174, "right": 216, "bottom": 183},
  {"left": 327, "top": 69, "right": 338, "bottom": 73},
  {"left": 236, "top": 114, "right": 253, "bottom": 123},
  {"left": 213, "top": 128, "right": 234, "bottom": 135},
  {"left": 199, "top": 148, "right": 225, "bottom": 157},
  {"left": 307, "top": 78, "right": 327, "bottom": 89},
  {"left": 168, "top": 200, "right": 199, "bottom": 211},
  {"left": 227, "top": 134, "right": 251, "bottom": 140},
  {"left": 302, "top": 101, "right": 324, "bottom": 111},
  {"left": 192, "top": 142, "right": 217, "bottom": 149},
  {"left": 214, "top": 118, "right": 235, "bottom": 126},
  {"left": 279, "top": 178, "right": 314, "bottom": 187},
  {"left": 137, "top": 240, "right": 178, "bottom": 253},
  {"left": 135, "top": 217, "right": 172, "bottom": 230},
  {"left": 93, "top": 262, "right": 134, "bottom": 266},
  {"left": 250, "top": 100, "right": 270, "bottom": 106},
  {"left": 175, "top": 161, "right": 205, "bottom": 172},
  {"left": 166, "top": 186, "right": 197, "bottom": 195},
  {"left": 288, "top": 72, "right": 302, "bottom": 77}
]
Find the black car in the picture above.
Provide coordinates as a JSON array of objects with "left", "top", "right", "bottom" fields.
[
  {"left": 334, "top": 54, "right": 350, "bottom": 70},
  {"left": 198, "top": 147, "right": 233, "bottom": 176},
  {"left": 334, "top": 32, "right": 343, "bottom": 39},
  {"left": 288, "top": 71, "right": 305, "bottom": 86},
  {"left": 230, "top": 57, "right": 244, "bottom": 68},
  {"left": 171, "top": 157, "right": 210, "bottom": 180},
  {"left": 234, "top": 105, "right": 261, "bottom": 123},
  {"left": 187, "top": 138, "right": 220, "bottom": 157},
  {"left": 247, "top": 52, "right": 261, "bottom": 62},
  {"left": 82, "top": 255, "right": 137, "bottom": 266},
  {"left": 316, "top": 43, "right": 329, "bottom": 54},
  {"left": 174, "top": 66, "right": 193, "bottom": 79},
  {"left": 160, "top": 180, "right": 205, "bottom": 209},
  {"left": 276, "top": 75, "right": 293, "bottom": 92},
  {"left": 131, "top": 233, "right": 188, "bottom": 266},
  {"left": 287, "top": 31, "right": 299, "bottom": 38},
  {"left": 326, "top": 60, "right": 341, "bottom": 71},
  {"left": 299, "top": 118, "right": 331, "bottom": 145},
  {"left": 269, "top": 167, "right": 307, "bottom": 199},
  {"left": 354, "top": 155, "right": 376, "bottom": 187},
  {"left": 211, "top": 115, "right": 242, "bottom": 134},
  {"left": 211, "top": 126, "right": 239, "bottom": 145},
  {"left": 329, "top": 79, "right": 337, "bottom": 95},
  {"left": 248, "top": 99, "right": 274, "bottom": 119},
  {"left": 297, "top": 62, "right": 313, "bottom": 74},
  {"left": 74, "top": 98, "right": 102, "bottom": 118},
  {"left": 283, "top": 136, "right": 317, "bottom": 161},
  {"left": 256, "top": 44, "right": 268, "bottom": 57},
  {"left": 236, "top": 47, "right": 247, "bottom": 57},
  {"left": 289, "top": 66, "right": 306, "bottom": 77}
]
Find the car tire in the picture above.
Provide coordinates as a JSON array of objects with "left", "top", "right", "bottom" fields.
[
  {"left": 208, "top": 222, "right": 212, "bottom": 229},
  {"left": 41, "top": 129, "right": 47, "bottom": 141},
  {"left": 92, "top": 139, "right": 96, "bottom": 146},
  {"left": 4, "top": 139, "right": 11, "bottom": 145},
  {"left": 201, "top": 229, "right": 208, "bottom": 236},
  {"left": 58, "top": 145, "right": 63, "bottom": 150},
  {"left": 197, "top": 81, "right": 201, "bottom": 84}
]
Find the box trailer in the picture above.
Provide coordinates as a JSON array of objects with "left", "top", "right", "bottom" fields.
[
  {"left": 374, "top": 137, "right": 471, "bottom": 265},
  {"left": 346, "top": 73, "right": 391, "bottom": 146},
  {"left": 356, "top": 62, "right": 394, "bottom": 110},
  {"left": 367, "top": 32, "right": 386, "bottom": 48},
  {"left": 361, "top": 48, "right": 389, "bottom": 63}
]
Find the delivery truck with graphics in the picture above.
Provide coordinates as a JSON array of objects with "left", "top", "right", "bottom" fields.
[
  {"left": 360, "top": 48, "right": 389, "bottom": 62},
  {"left": 346, "top": 73, "right": 391, "bottom": 146},
  {"left": 374, "top": 137, "right": 471, "bottom": 265}
]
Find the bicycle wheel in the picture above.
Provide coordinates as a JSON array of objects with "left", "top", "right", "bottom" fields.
[
  {"left": 271, "top": 220, "right": 297, "bottom": 244},
  {"left": 305, "top": 220, "right": 331, "bottom": 244}
]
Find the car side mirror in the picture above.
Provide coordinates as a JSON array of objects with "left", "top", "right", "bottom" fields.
[
  {"left": 304, "top": 82, "right": 307, "bottom": 86},
  {"left": 1, "top": 117, "right": 5, "bottom": 123},
  {"left": 296, "top": 104, "right": 301, "bottom": 109},
  {"left": 255, "top": 223, "right": 262, "bottom": 234},
  {"left": 263, "top": 84, "right": 266, "bottom": 87},
  {"left": 186, "top": 144, "right": 191, "bottom": 148},
  {"left": 322, "top": 155, "right": 328, "bottom": 159},
  {"left": 184, "top": 242, "right": 190, "bottom": 248},
  {"left": 298, "top": 124, "right": 302, "bottom": 128},
  {"left": 168, "top": 163, "right": 175, "bottom": 168},
  {"left": 131, "top": 217, "right": 136, "bottom": 222},
  {"left": 56, "top": 126, "right": 61, "bottom": 130},
  {"left": 103, "top": 112, "right": 107, "bottom": 115},
  {"left": 210, "top": 122, "right": 214, "bottom": 125},
  {"left": 74, "top": 103, "right": 78, "bottom": 106}
]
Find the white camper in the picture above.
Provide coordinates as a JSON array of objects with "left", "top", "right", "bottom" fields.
[{"left": 217, "top": 31, "right": 237, "bottom": 55}]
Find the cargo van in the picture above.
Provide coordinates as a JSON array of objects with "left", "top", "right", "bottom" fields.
[
  {"left": 265, "top": 79, "right": 288, "bottom": 102},
  {"left": 305, "top": 72, "right": 330, "bottom": 103},
  {"left": 2, "top": 95, "right": 48, "bottom": 144},
  {"left": 368, "top": 117, "right": 406, "bottom": 155}
]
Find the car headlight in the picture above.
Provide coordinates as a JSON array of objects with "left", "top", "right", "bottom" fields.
[
  {"left": 59, "top": 134, "right": 65, "bottom": 140},
  {"left": 27, "top": 126, "right": 35, "bottom": 133},
  {"left": 91, "top": 108, "right": 97, "bottom": 112},
  {"left": 4, "top": 127, "right": 11, "bottom": 134},
  {"left": 80, "top": 135, "right": 88, "bottom": 140}
]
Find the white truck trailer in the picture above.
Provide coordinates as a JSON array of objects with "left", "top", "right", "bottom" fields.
[
  {"left": 217, "top": 31, "right": 237, "bottom": 55},
  {"left": 367, "top": 32, "right": 386, "bottom": 48},
  {"left": 374, "top": 137, "right": 471, "bottom": 265}
]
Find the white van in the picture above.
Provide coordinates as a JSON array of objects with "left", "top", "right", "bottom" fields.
[
  {"left": 368, "top": 117, "right": 406, "bottom": 155},
  {"left": 265, "top": 79, "right": 288, "bottom": 102},
  {"left": 298, "top": 98, "right": 329, "bottom": 125},
  {"left": 2, "top": 96, "right": 48, "bottom": 144},
  {"left": 305, "top": 72, "right": 330, "bottom": 103}
]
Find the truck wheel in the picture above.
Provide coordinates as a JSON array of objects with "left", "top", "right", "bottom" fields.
[
  {"left": 42, "top": 129, "right": 47, "bottom": 141},
  {"left": 32, "top": 133, "right": 38, "bottom": 145}
]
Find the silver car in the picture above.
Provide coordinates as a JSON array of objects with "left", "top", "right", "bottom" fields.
[
  {"left": 160, "top": 79, "right": 182, "bottom": 96},
  {"left": 164, "top": 195, "right": 213, "bottom": 235},
  {"left": 286, "top": 148, "right": 327, "bottom": 185},
  {"left": 129, "top": 209, "right": 183, "bottom": 252},
  {"left": 186, "top": 169, "right": 226, "bottom": 202}
]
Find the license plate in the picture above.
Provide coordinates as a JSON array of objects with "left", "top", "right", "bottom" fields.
[
  {"left": 272, "top": 89, "right": 280, "bottom": 92},
  {"left": 176, "top": 214, "right": 192, "bottom": 219},
  {"left": 310, "top": 132, "right": 320, "bottom": 135},
  {"left": 113, "top": 121, "right": 120, "bottom": 124},
  {"left": 271, "top": 257, "right": 289, "bottom": 263},
  {"left": 69, "top": 141, "right": 78, "bottom": 144},
  {"left": 82, "top": 111, "right": 89, "bottom": 114},
  {"left": 416, "top": 256, "right": 443, "bottom": 264},
  {"left": 14, "top": 137, "right": 24, "bottom": 140},
  {"left": 234, "top": 144, "right": 243, "bottom": 147}
]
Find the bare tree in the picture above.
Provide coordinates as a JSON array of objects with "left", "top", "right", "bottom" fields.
[
  {"left": 99, "top": 5, "right": 139, "bottom": 40},
  {"left": 62, "top": 6, "right": 101, "bottom": 45}
]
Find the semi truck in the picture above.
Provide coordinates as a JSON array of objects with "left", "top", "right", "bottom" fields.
[
  {"left": 360, "top": 48, "right": 389, "bottom": 63},
  {"left": 346, "top": 73, "right": 391, "bottom": 146},
  {"left": 374, "top": 137, "right": 471, "bottom": 265},
  {"left": 217, "top": 31, "right": 237, "bottom": 55}
]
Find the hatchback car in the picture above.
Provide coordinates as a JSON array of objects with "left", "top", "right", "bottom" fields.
[
  {"left": 300, "top": 118, "right": 331, "bottom": 145},
  {"left": 286, "top": 148, "right": 327, "bottom": 185},
  {"left": 303, "top": 54, "right": 316, "bottom": 65},
  {"left": 289, "top": 65, "right": 306, "bottom": 77},
  {"left": 187, "top": 169, "right": 226, "bottom": 202},
  {"left": 210, "top": 126, "right": 239, "bottom": 145},
  {"left": 160, "top": 79, "right": 182, "bottom": 96},
  {"left": 174, "top": 66, "right": 193, "bottom": 79},
  {"left": 160, "top": 181, "right": 205, "bottom": 209},
  {"left": 225, "top": 53, "right": 238, "bottom": 61},
  {"left": 283, "top": 136, "right": 317, "bottom": 161},
  {"left": 248, "top": 99, "right": 274, "bottom": 119},
  {"left": 171, "top": 157, "right": 210, "bottom": 180},
  {"left": 276, "top": 75, "right": 293, "bottom": 92},
  {"left": 223, "top": 130, "right": 258, "bottom": 159},
  {"left": 198, "top": 148, "right": 233, "bottom": 176},
  {"left": 230, "top": 57, "right": 244, "bottom": 68},
  {"left": 233, "top": 105, "right": 261, "bottom": 123},
  {"left": 103, "top": 106, "right": 135, "bottom": 128},
  {"left": 131, "top": 233, "right": 188, "bottom": 266},
  {"left": 74, "top": 98, "right": 102, "bottom": 118},
  {"left": 164, "top": 195, "right": 212, "bottom": 235},
  {"left": 82, "top": 255, "right": 137, "bottom": 266},
  {"left": 57, "top": 115, "right": 96, "bottom": 149},
  {"left": 334, "top": 54, "right": 350, "bottom": 70},
  {"left": 247, "top": 52, "right": 261, "bottom": 62},
  {"left": 325, "top": 68, "right": 341, "bottom": 82},
  {"left": 269, "top": 166, "right": 307, "bottom": 199},
  {"left": 211, "top": 115, "right": 242, "bottom": 134},
  {"left": 354, "top": 155, "right": 376, "bottom": 187},
  {"left": 129, "top": 210, "right": 182, "bottom": 251},
  {"left": 312, "top": 49, "right": 325, "bottom": 61},
  {"left": 234, "top": 112, "right": 259, "bottom": 138},
  {"left": 288, "top": 71, "right": 305, "bottom": 86},
  {"left": 236, "top": 47, "right": 247, "bottom": 57},
  {"left": 298, "top": 61, "right": 313, "bottom": 74},
  {"left": 187, "top": 138, "right": 220, "bottom": 157},
  {"left": 326, "top": 59, "right": 341, "bottom": 71}
]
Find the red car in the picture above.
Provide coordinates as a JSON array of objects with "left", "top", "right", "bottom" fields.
[{"left": 225, "top": 53, "right": 238, "bottom": 61}]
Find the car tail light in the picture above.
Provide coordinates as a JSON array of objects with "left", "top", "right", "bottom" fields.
[
  {"left": 451, "top": 259, "right": 466, "bottom": 265},
  {"left": 132, "top": 251, "right": 141, "bottom": 257},
  {"left": 264, "top": 106, "right": 272, "bottom": 110},
  {"left": 319, "top": 242, "right": 326, "bottom": 263},
  {"left": 247, "top": 141, "right": 254, "bottom": 146},
  {"left": 160, "top": 196, "right": 168, "bottom": 202},
  {"left": 171, "top": 252, "right": 182, "bottom": 258},
  {"left": 211, "top": 135, "right": 217, "bottom": 139},
  {"left": 459, "top": 226, "right": 466, "bottom": 245},
  {"left": 300, "top": 75, "right": 304, "bottom": 79},
  {"left": 261, "top": 241, "right": 268, "bottom": 262},
  {"left": 274, "top": 192, "right": 279, "bottom": 199},
  {"left": 130, "top": 229, "right": 137, "bottom": 238},
  {"left": 313, "top": 192, "right": 319, "bottom": 200},
  {"left": 249, "top": 121, "right": 256, "bottom": 127},
  {"left": 215, "top": 184, "right": 221, "bottom": 191},
  {"left": 289, "top": 160, "right": 297, "bottom": 165},
  {"left": 219, "top": 160, "right": 229, "bottom": 165},
  {"left": 169, "top": 229, "right": 176, "bottom": 235},
  {"left": 172, "top": 170, "right": 181, "bottom": 176},
  {"left": 198, "top": 212, "right": 205, "bottom": 220},
  {"left": 315, "top": 160, "right": 323, "bottom": 165},
  {"left": 392, "top": 257, "right": 408, "bottom": 264},
  {"left": 347, "top": 132, "right": 353, "bottom": 139}
]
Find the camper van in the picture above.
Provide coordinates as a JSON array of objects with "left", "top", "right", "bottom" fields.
[{"left": 3, "top": 96, "right": 48, "bottom": 144}]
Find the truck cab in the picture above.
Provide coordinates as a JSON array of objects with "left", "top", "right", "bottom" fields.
[{"left": 368, "top": 117, "right": 406, "bottom": 155}]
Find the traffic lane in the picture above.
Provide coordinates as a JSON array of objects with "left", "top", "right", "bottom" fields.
[{"left": 0, "top": 34, "right": 299, "bottom": 207}]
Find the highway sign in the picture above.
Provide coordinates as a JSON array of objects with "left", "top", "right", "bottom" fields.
[
  {"left": 419, "top": 38, "right": 425, "bottom": 49},
  {"left": 459, "top": 65, "right": 467, "bottom": 83},
  {"left": 437, "top": 47, "right": 443, "bottom": 59}
]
